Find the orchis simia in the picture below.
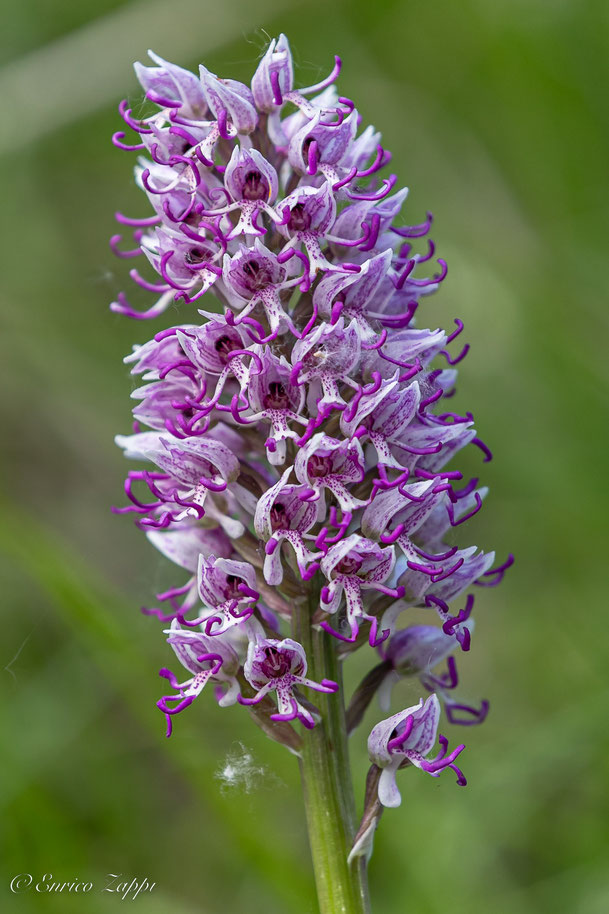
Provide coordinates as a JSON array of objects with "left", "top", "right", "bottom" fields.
[{"left": 111, "top": 35, "right": 511, "bottom": 914}]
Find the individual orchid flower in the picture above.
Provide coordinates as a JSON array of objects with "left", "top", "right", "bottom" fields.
[
  {"left": 294, "top": 433, "right": 367, "bottom": 513},
  {"left": 136, "top": 156, "right": 201, "bottom": 223},
  {"left": 130, "top": 365, "right": 203, "bottom": 437},
  {"left": 206, "top": 146, "right": 280, "bottom": 237},
  {"left": 241, "top": 348, "right": 308, "bottom": 465},
  {"left": 176, "top": 555, "right": 260, "bottom": 635},
  {"left": 222, "top": 240, "right": 301, "bottom": 340},
  {"left": 124, "top": 329, "right": 193, "bottom": 378},
  {"left": 331, "top": 187, "right": 408, "bottom": 254},
  {"left": 341, "top": 373, "right": 421, "bottom": 468},
  {"left": 251, "top": 33, "right": 294, "bottom": 112},
  {"left": 114, "top": 430, "right": 240, "bottom": 526},
  {"left": 288, "top": 108, "right": 359, "bottom": 180},
  {"left": 175, "top": 320, "right": 259, "bottom": 415},
  {"left": 157, "top": 619, "right": 241, "bottom": 736},
  {"left": 425, "top": 549, "right": 496, "bottom": 605},
  {"left": 133, "top": 51, "right": 209, "bottom": 120},
  {"left": 318, "top": 534, "right": 404, "bottom": 646},
  {"left": 238, "top": 637, "right": 338, "bottom": 729},
  {"left": 139, "top": 223, "right": 221, "bottom": 304},
  {"left": 260, "top": 42, "right": 351, "bottom": 129},
  {"left": 138, "top": 113, "right": 209, "bottom": 165},
  {"left": 313, "top": 249, "right": 393, "bottom": 342},
  {"left": 379, "top": 625, "right": 489, "bottom": 725},
  {"left": 254, "top": 468, "right": 322, "bottom": 585},
  {"left": 199, "top": 65, "right": 258, "bottom": 135},
  {"left": 361, "top": 478, "right": 445, "bottom": 553},
  {"left": 291, "top": 318, "right": 361, "bottom": 414},
  {"left": 367, "top": 694, "right": 466, "bottom": 808}
]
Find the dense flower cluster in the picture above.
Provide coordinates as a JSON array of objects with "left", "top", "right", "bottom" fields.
[{"left": 111, "top": 36, "right": 511, "bottom": 834}]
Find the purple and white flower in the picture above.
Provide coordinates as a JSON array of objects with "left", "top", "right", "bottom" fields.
[
  {"left": 367, "top": 694, "right": 466, "bottom": 807},
  {"left": 319, "top": 534, "right": 403, "bottom": 646},
  {"left": 379, "top": 625, "right": 489, "bottom": 725},
  {"left": 254, "top": 468, "right": 322, "bottom": 585},
  {"left": 238, "top": 637, "right": 338, "bottom": 729},
  {"left": 157, "top": 619, "right": 241, "bottom": 736}
]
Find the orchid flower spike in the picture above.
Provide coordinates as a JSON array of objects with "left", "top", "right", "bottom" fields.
[{"left": 110, "top": 35, "right": 510, "bottom": 905}]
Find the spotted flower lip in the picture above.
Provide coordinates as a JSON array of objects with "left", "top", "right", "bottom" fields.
[
  {"left": 238, "top": 637, "right": 338, "bottom": 729},
  {"left": 368, "top": 694, "right": 466, "bottom": 807},
  {"left": 112, "top": 32, "right": 509, "bottom": 829}
]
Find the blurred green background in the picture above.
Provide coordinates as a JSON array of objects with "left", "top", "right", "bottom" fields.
[{"left": 1, "top": 0, "right": 608, "bottom": 912}]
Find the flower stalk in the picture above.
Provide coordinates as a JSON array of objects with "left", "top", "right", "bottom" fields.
[{"left": 295, "top": 581, "right": 371, "bottom": 914}]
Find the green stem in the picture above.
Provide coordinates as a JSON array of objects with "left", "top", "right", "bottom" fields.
[{"left": 294, "top": 588, "right": 371, "bottom": 914}]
